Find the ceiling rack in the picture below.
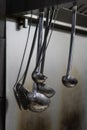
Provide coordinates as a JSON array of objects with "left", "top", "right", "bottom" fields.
[{"left": 6, "top": 0, "right": 87, "bottom": 34}]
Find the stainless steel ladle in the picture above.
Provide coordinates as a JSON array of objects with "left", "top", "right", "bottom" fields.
[
  {"left": 14, "top": 8, "right": 55, "bottom": 112},
  {"left": 16, "top": 10, "right": 50, "bottom": 112},
  {"left": 28, "top": 10, "right": 50, "bottom": 112},
  {"left": 62, "top": 2, "right": 78, "bottom": 88},
  {"left": 32, "top": 8, "right": 55, "bottom": 98}
]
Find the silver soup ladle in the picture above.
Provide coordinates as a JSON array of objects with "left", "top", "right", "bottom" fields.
[{"left": 62, "top": 2, "right": 78, "bottom": 88}]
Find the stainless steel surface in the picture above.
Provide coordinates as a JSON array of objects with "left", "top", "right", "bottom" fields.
[
  {"left": 6, "top": 21, "right": 87, "bottom": 130},
  {"left": 62, "top": 3, "right": 78, "bottom": 87}
]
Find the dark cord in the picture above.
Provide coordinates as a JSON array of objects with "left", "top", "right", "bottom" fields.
[{"left": 40, "top": 8, "right": 50, "bottom": 74}]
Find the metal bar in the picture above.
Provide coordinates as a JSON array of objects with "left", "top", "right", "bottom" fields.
[
  {"left": 7, "top": 11, "right": 87, "bottom": 35},
  {"left": 6, "top": 0, "right": 76, "bottom": 15},
  {"left": 0, "top": 0, "right": 6, "bottom": 130}
]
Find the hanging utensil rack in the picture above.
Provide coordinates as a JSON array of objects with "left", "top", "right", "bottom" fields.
[{"left": 6, "top": 0, "right": 87, "bottom": 34}]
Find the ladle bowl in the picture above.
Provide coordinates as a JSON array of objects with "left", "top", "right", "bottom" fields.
[
  {"left": 62, "top": 75, "right": 78, "bottom": 88},
  {"left": 32, "top": 72, "right": 47, "bottom": 83},
  {"left": 27, "top": 92, "right": 50, "bottom": 112},
  {"left": 37, "top": 83, "right": 55, "bottom": 98},
  {"left": 16, "top": 83, "right": 50, "bottom": 112}
]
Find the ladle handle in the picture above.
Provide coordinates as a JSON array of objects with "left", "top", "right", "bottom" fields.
[
  {"left": 66, "top": 2, "right": 77, "bottom": 77},
  {"left": 33, "top": 7, "right": 55, "bottom": 75},
  {"left": 22, "top": 21, "right": 38, "bottom": 85},
  {"left": 40, "top": 8, "right": 50, "bottom": 74},
  {"left": 33, "top": 9, "right": 44, "bottom": 92},
  {"left": 36, "top": 10, "right": 44, "bottom": 73}
]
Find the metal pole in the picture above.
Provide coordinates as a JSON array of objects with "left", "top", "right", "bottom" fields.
[{"left": 0, "top": 0, "right": 6, "bottom": 129}]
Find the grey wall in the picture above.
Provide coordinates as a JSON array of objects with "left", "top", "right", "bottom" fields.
[{"left": 6, "top": 21, "right": 87, "bottom": 130}]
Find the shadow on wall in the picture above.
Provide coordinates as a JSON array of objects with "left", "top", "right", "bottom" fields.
[
  {"left": 17, "top": 81, "right": 52, "bottom": 130},
  {"left": 58, "top": 70, "right": 85, "bottom": 130},
  {"left": 18, "top": 111, "right": 52, "bottom": 130},
  {"left": 15, "top": 69, "right": 85, "bottom": 130}
]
